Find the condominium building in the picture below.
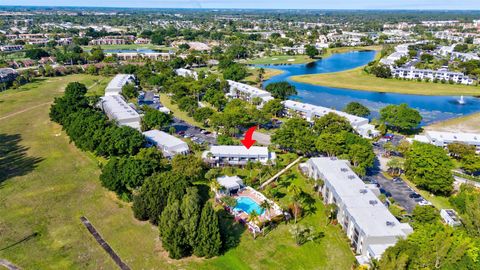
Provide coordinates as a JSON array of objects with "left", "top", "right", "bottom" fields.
[
  {"left": 142, "top": 130, "right": 189, "bottom": 157},
  {"left": 282, "top": 100, "right": 379, "bottom": 138},
  {"left": 303, "top": 157, "right": 413, "bottom": 263},
  {"left": 175, "top": 68, "right": 198, "bottom": 80},
  {"left": 104, "top": 74, "right": 136, "bottom": 96},
  {"left": 0, "top": 68, "right": 19, "bottom": 84},
  {"left": 392, "top": 67, "right": 474, "bottom": 85},
  {"left": 413, "top": 131, "right": 480, "bottom": 152},
  {"left": 0, "top": 45, "right": 24, "bottom": 52},
  {"left": 106, "top": 52, "right": 173, "bottom": 61},
  {"left": 227, "top": 80, "right": 274, "bottom": 106},
  {"left": 89, "top": 38, "right": 126, "bottom": 45},
  {"left": 99, "top": 94, "right": 141, "bottom": 130},
  {"left": 202, "top": 146, "right": 276, "bottom": 166}
]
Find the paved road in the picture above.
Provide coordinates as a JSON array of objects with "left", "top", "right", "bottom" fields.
[
  {"left": 252, "top": 131, "right": 271, "bottom": 146},
  {"left": 368, "top": 173, "right": 418, "bottom": 213},
  {"left": 0, "top": 259, "right": 20, "bottom": 270}
]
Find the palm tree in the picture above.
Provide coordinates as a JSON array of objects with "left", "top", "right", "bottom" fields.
[
  {"left": 257, "top": 67, "right": 265, "bottom": 83},
  {"left": 260, "top": 200, "right": 273, "bottom": 220},
  {"left": 209, "top": 179, "right": 222, "bottom": 193},
  {"left": 247, "top": 210, "right": 261, "bottom": 239},
  {"left": 287, "top": 184, "right": 302, "bottom": 224}
]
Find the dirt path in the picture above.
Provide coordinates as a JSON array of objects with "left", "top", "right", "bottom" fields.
[
  {"left": 0, "top": 102, "right": 52, "bottom": 121},
  {"left": 0, "top": 259, "right": 21, "bottom": 270},
  {"left": 0, "top": 78, "right": 104, "bottom": 122},
  {"left": 80, "top": 216, "right": 131, "bottom": 270}
]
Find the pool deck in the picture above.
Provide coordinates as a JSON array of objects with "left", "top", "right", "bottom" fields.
[{"left": 231, "top": 187, "right": 283, "bottom": 224}]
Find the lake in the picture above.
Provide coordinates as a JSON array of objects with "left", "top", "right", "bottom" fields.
[{"left": 258, "top": 51, "right": 480, "bottom": 125}]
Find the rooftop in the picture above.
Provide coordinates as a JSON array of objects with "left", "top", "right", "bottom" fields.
[
  {"left": 308, "top": 157, "right": 412, "bottom": 238},
  {"left": 142, "top": 130, "right": 188, "bottom": 148},
  {"left": 206, "top": 145, "right": 272, "bottom": 157},
  {"left": 105, "top": 74, "right": 135, "bottom": 92}
]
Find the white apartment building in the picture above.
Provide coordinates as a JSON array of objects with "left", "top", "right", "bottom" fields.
[
  {"left": 202, "top": 146, "right": 276, "bottom": 166},
  {"left": 303, "top": 157, "right": 413, "bottom": 263},
  {"left": 0, "top": 45, "right": 23, "bottom": 52},
  {"left": 392, "top": 67, "right": 474, "bottom": 85},
  {"left": 142, "top": 130, "right": 189, "bottom": 157},
  {"left": 104, "top": 74, "right": 136, "bottom": 96},
  {"left": 413, "top": 131, "right": 480, "bottom": 152},
  {"left": 227, "top": 80, "right": 274, "bottom": 106},
  {"left": 282, "top": 100, "right": 379, "bottom": 138},
  {"left": 379, "top": 44, "right": 411, "bottom": 66},
  {"left": 175, "top": 68, "right": 198, "bottom": 80},
  {"left": 99, "top": 94, "right": 141, "bottom": 130}
]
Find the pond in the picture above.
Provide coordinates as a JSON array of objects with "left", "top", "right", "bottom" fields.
[{"left": 257, "top": 51, "right": 480, "bottom": 125}]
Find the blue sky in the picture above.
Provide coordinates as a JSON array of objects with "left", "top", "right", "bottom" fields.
[{"left": 1, "top": 0, "right": 479, "bottom": 10}]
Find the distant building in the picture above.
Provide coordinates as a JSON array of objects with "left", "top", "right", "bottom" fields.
[
  {"left": 175, "top": 68, "right": 198, "bottom": 80},
  {"left": 107, "top": 52, "right": 173, "bottom": 61},
  {"left": 99, "top": 94, "right": 141, "bottom": 130},
  {"left": 202, "top": 146, "right": 276, "bottom": 166},
  {"left": 413, "top": 131, "right": 480, "bottom": 152},
  {"left": 392, "top": 67, "right": 474, "bottom": 85},
  {"left": 0, "top": 68, "right": 18, "bottom": 84},
  {"left": 142, "top": 130, "right": 189, "bottom": 157},
  {"left": 303, "top": 157, "right": 413, "bottom": 263},
  {"left": 227, "top": 80, "right": 274, "bottom": 106},
  {"left": 440, "top": 209, "right": 462, "bottom": 227},
  {"left": 89, "top": 38, "right": 126, "bottom": 45},
  {"left": 282, "top": 100, "right": 379, "bottom": 138},
  {"left": 104, "top": 74, "right": 135, "bottom": 96},
  {"left": 0, "top": 45, "right": 23, "bottom": 52}
]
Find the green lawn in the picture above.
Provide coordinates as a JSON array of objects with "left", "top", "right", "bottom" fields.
[
  {"left": 246, "top": 54, "right": 314, "bottom": 65},
  {"left": 0, "top": 75, "right": 355, "bottom": 269},
  {"left": 292, "top": 66, "right": 480, "bottom": 96},
  {"left": 243, "top": 67, "right": 284, "bottom": 86},
  {"left": 426, "top": 112, "right": 480, "bottom": 133}
]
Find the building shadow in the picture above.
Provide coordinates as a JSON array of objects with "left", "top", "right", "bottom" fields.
[{"left": 0, "top": 133, "right": 43, "bottom": 185}]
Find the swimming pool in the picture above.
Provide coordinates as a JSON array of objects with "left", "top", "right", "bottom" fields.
[{"left": 235, "top": 197, "right": 264, "bottom": 215}]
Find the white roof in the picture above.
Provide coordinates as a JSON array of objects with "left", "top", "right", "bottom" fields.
[
  {"left": 206, "top": 145, "right": 272, "bottom": 158},
  {"left": 308, "top": 158, "right": 412, "bottom": 238},
  {"left": 217, "top": 175, "right": 243, "bottom": 190},
  {"left": 426, "top": 131, "right": 480, "bottom": 145},
  {"left": 283, "top": 100, "right": 368, "bottom": 126},
  {"left": 100, "top": 95, "right": 140, "bottom": 123},
  {"left": 142, "top": 130, "right": 188, "bottom": 149},
  {"left": 228, "top": 80, "right": 273, "bottom": 99},
  {"left": 105, "top": 74, "right": 134, "bottom": 94}
]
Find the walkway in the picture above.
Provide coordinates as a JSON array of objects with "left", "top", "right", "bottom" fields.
[
  {"left": 0, "top": 259, "right": 20, "bottom": 270},
  {"left": 259, "top": 156, "right": 302, "bottom": 190},
  {"left": 80, "top": 216, "right": 131, "bottom": 270},
  {"left": 454, "top": 175, "right": 480, "bottom": 189}
]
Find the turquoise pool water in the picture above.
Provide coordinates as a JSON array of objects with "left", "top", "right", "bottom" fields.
[{"left": 235, "top": 197, "right": 264, "bottom": 215}]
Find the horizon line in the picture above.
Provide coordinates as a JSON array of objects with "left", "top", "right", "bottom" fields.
[{"left": 1, "top": 5, "right": 480, "bottom": 11}]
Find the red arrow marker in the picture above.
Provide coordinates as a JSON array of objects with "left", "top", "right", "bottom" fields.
[{"left": 241, "top": 126, "right": 257, "bottom": 149}]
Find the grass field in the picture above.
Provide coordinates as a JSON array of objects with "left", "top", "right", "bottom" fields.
[
  {"left": 426, "top": 112, "right": 480, "bottom": 133},
  {"left": 244, "top": 67, "right": 284, "bottom": 86},
  {"left": 323, "top": 45, "right": 383, "bottom": 58},
  {"left": 292, "top": 66, "right": 480, "bottom": 96},
  {"left": 246, "top": 54, "right": 314, "bottom": 65},
  {"left": 0, "top": 75, "right": 355, "bottom": 269}
]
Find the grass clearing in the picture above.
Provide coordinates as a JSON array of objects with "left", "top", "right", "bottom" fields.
[
  {"left": 246, "top": 54, "right": 314, "bottom": 65},
  {"left": 244, "top": 67, "right": 285, "bottom": 86},
  {"left": 0, "top": 75, "right": 355, "bottom": 269},
  {"left": 426, "top": 112, "right": 480, "bottom": 133},
  {"left": 292, "top": 66, "right": 480, "bottom": 96}
]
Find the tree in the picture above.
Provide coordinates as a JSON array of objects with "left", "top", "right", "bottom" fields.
[
  {"left": 262, "top": 99, "right": 284, "bottom": 117},
  {"left": 380, "top": 103, "right": 422, "bottom": 132},
  {"left": 461, "top": 154, "right": 480, "bottom": 176},
  {"left": 195, "top": 202, "right": 222, "bottom": 258},
  {"left": 141, "top": 107, "right": 172, "bottom": 131},
  {"left": 412, "top": 205, "right": 439, "bottom": 226},
  {"left": 343, "top": 102, "right": 370, "bottom": 117},
  {"left": 265, "top": 81, "right": 297, "bottom": 100},
  {"left": 260, "top": 200, "right": 273, "bottom": 220},
  {"left": 271, "top": 117, "right": 316, "bottom": 155},
  {"left": 257, "top": 67, "right": 265, "bottom": 82},
  {"left": 405, "top": 142, "right": 454, "bottom": 195},
  {"left": 25, "top": 48, "right": 49, "bottom": 60},
  {"left": 348, "top": 142, "right": 375, "bottom": 176},
  {"left": 180, "top": 187, "right": 202, "bottom": 249},
  {"left": 447, "top": 143, "right": 476, "bottom": 160},
  {"left": 387, "top": 157, "right": 405, "bottom": 176},
  {"left": 223, "top": 63, "right": 247, "bottom": 81},
  {"left": 288, "top": 184, "right": 302, "bottom": 224},
  {"left": 305, "top": 45, "right": 319, "bottom": 59},
  {"left": 89, "top": 46, "right": 105, "bottom": 62},
  {"left": 159, "top": 199, "right": 188, "bottom": 259},
  {"left": 315, "top": 132, "right": 346, "bottom": 157},
  {"left": 313, "top": 112, "right": 353, "bottom": 134},
  {"left": 369, "top": 64, "right": 392, "bottom": 78},
  {"left": 122, "top": 83, "right": 137, "bottom": 99},
  {"left": 193, "top": 107, "right": 215, "bottom": 123}
]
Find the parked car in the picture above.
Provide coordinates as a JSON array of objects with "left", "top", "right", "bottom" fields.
[{"left": 409, "top": 193, "right": 421, "bottom": 199}]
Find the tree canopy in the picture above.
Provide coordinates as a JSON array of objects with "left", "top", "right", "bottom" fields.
[
  {"left": 265, "top": 81, "right": 297, "bottom": 100},
  {"left": 380, "top": 103, "right": 422, "bottom": 132}
]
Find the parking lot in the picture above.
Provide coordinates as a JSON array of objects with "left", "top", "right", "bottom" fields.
[{"left": 169, "top": 117, "right": 217, "bottom": 145}]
